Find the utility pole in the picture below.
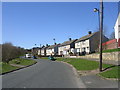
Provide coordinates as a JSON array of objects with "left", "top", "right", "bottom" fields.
[
  {"left": 99, "top": 0, "right": 103, "bottom": 72},
  {"left": 40, "top": 44, "right": 41, "bottom": 56}
]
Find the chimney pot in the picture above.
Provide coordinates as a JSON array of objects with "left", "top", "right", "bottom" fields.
[
  {"left": 88, "top": 31, "right": 92, "bottom": 35},
  {"left": 69, "top": 38, "right": 72, "bottom": 41}
]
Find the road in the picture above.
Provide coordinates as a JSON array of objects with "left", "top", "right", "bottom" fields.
[{"left": 2, "top": 59, "right": 86, "bottom": 88}]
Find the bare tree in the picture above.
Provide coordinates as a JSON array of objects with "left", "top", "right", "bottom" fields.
[
  {"left": 109, "top": 31, "right": 115, "bottom": 40},
  {"left": 2, "top": 42, "right": 26, "bottom": 63}
]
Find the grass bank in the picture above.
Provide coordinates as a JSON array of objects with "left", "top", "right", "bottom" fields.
[
  {"left": 0, "top": 63, "right": 19, "bottom": 74},
  {"left": 102, "top": 48, "right": 120, "bottom": 53},
  {"left": 9, "top": 58, "right": 36, "bottom": 66},
  {"left": 99, "top": 66, "right": 120, "bottom": 79},
  {"left": 50, "top": 57, "right": 119, "bottom": 79},
  {"left": 0, "top": 58, "right": 37, "bottom": 74},
  {"left": 56, "top": 58, "right": 111, "bottom": 70}
]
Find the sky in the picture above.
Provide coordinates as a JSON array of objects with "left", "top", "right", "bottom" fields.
[{"left": 2, "top": 2, "right": 119, "bottom": 49}]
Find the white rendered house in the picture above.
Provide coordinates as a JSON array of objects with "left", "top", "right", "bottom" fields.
[{"left": 114, "top": 12, "right": 120, "bottom": 42}]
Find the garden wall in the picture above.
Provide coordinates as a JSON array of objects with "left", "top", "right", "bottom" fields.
[{"left": 68, "top": 52, "right": 120, "bottom": 61}]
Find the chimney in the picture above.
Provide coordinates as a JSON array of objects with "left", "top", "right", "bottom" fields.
[
  {"left": 46, "top": 44, "right": 49, "bottom": 47},
  {"left": 69, "top": 38, "right": 72, "bottom": 41},
  {"left": 88, "top": 31, "right": 92, "bottom": 35}
]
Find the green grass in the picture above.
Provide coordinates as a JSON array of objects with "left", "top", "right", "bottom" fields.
[
  {"left": 38, "top": 57, "right": 49, "bottom": 60},
  {"left": 0, "top": 63, "right": 19, "bottom": 74},
  {"left": 99, "top": 66, "right": 120, "bottom": 79},
  {"left": 102, "top": 48, "right": 120, "bottom": 53},
  {"left": 9, "top": 58, "right": 36, "bottom": 66},
  {"left": 56, "top": 58, "right": 111, "bottom": 70},
  {"left": 0, "top": 58, "right": 37, "bottom": 74},
  {"left": 56, "top": 57, "right": 119, "bottom": 79}
]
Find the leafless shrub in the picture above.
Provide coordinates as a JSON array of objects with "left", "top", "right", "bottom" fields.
[{"left": 2, "top": 42, "right": 26, "bottom": 63}]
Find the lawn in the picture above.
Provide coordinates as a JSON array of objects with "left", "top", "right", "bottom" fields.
[
  {"left": 38, "top": 57, "right": 49, "bottom": 60},
  {"left": 99, "top": 66, "right": 120, "bottom": 79},
  {"left": 9, "top": 58, "right": 36, "bottom": 66},
  {"left": 1, "top": 58, "right": 37, "bottom": 74},
  {"left": 102, "top": 48, "right": 120, "bottom": 53},
  {"left": 0, "top": 63, "right": 19, "bottom": 74},
  {"left": 56, "top": 58, "right": 119, "bottom": 79},
  {"left": 56, "top": 58, "right": 111, "bottom": 70}
]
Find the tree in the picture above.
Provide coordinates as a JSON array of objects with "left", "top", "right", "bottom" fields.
[
  {"left": 109, "top": 31, "right": 115, "bottom": 40},
  {"left": 2, "top": 42, "right": 26, "bottom": 63}
]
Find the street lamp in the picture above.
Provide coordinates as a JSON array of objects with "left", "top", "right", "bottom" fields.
[
  {"left": 94, "top": 8, "right": 99, "bottom": 12},
  {"left": 53, "top": 38, "right": 56, "bottom": 44},
  {"left": 94, "top": 0, "right": 103, "bottom": 72}
]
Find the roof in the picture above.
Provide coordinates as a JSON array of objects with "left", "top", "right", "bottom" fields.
[
  {"left": 41, "top": 46, "right": 49, "bottom": 50},
  {"left": 59, "top": 39, "right": 77, "bottom": 47},
  {"left": 47, "top": 44, "right": 59, "bottom": 49},
  {"left": 102, "top": 39, "right": 117, "bottom": 46},
  {"left": 75, "top": 31, "right": 98, "bottom": 43}
]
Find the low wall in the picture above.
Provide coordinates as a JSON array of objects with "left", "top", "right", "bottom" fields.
[{"left": 67, "top": 52, "right": 120, "bottom": 61}]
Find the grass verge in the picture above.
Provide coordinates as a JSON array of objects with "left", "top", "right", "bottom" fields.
[
  {"left": 56, "top": 58, "right": 111, "bottom": 70},
  {"left": 99, "top": 66, "right": 120, "bottom": 79},
  {"left": 38, "top": 57, "right": 49, "bottom": 60},
  {"left": 1, "top": 58, "right": 37, "bottom": 74},
  {"left": 40, "top": 57, "right": 118, "bottom": 79},
  {"left": 9, "top": 58, "right": 36, "bottom": 66},
  {"left": 102, "top": 48, "right": 120, "bottom": 53},
  {"left": 0, "top": 63, "right": 19, "bottom": 74}
]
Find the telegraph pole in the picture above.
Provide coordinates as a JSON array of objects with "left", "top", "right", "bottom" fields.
[
  {"left": 99, "top": 0, "right": 103, "bottom": 72},
  {"left": 40, "top": 44, "right": 41, "bottom": 56}
]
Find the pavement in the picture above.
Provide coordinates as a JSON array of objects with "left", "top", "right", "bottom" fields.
[
  {"left": 80, "top": 75, "right": 119, "bottom": 88},
  {"left": 2, "top": 59, "right": 85, "bottom": 88}
]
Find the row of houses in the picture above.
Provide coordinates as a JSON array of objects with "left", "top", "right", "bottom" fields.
[
  {"left": 36, "top": 31, "right": 109, "bottom": 56},
  {"left": 32, "top": 12, "right": 120, "bottom": 56}
]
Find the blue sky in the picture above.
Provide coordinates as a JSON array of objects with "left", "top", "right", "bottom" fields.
[{"left": 2, "top": 2, "right": 118, "bottom": 49}]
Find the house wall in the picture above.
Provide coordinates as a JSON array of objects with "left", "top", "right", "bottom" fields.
[
  {"left": 41, "top": 49, "right": 45, "bottom": 55},
  {"left": 90, "top": 32, "right": 100, "bottom": 53},
  {"left": 75, "top": 39, "right": 90, "bottom": 54},
  {"left": 54, "top": 46, "right": 58, "bottom": 55},
  {"left": 46, "top": 46, "right": 58, "bottom": 56},
  {"left": 46, "top": 49, "right": 53, "bottom": 56},
  {"left": 114, "top": 13, "right": 120, "bottom": 42},
  {"left": 58, "top": 45, "right": 70, "bottom": 55},
  {"left": 90, "top": 32, "right": 109, "bottom": 53}
]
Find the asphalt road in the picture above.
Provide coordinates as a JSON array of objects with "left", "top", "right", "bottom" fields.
[{"left": 2, "top": 59, "right": 86, "bottom": 88}]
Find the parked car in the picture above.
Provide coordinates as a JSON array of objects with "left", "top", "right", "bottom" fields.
[
  {"left": 48, "top": 56, "right": 56, "bottom": 61},
  {"left": 33, "top": 55, "right": 37, "bottom": 59},
  {"left": 25, "top": 54, "right": 31, "bottom": 58}
]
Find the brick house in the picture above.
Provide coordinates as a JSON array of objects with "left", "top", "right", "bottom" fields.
[{"left": 102, "top": 39, "right": 120, "bottom": 50}]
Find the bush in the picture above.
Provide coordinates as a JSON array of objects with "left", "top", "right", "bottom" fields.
[
  {"left": 13, "top": 60, "right": 21, "bottom": 64},
  {"left": 2, "top": 43, "right": 26, "bottom": 63}
]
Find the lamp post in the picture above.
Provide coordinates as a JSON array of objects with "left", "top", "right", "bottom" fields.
[
  {"left": 94, "top": 0, "right": 103, "bottom": 72},
  {"left": 53, "top": 38, "right": 56, "bottom": 44}
]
